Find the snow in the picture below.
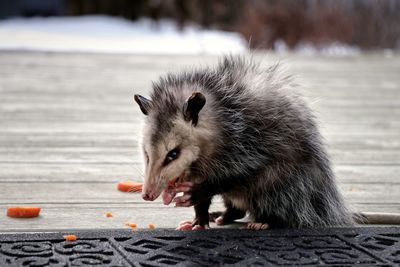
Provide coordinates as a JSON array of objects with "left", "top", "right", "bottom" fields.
[
  {"left": 0, "top": 16, "right": 368, "bottom": 56},
  {"left": 274, "top": 39, "right": 361, "bottom": 56},
  {"left": 0, "top": 16, "right": 247, "bottom": 55}
]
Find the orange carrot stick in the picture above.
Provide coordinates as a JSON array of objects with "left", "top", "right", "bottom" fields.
[
  {"left": 7, "top": 207, "right": 41, "bottom": 218},
  {"left": 63, "top": 235, "right": 77, "bottom": 241},
  {"left": 117, "top": 181, "right": 143, "bottom": 192},
  {"left": 126, "top": 223, "right": 137, "bottom": 229}
]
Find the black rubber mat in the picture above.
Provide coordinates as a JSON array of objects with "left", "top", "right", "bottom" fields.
[{"left": 0, "top": 227, "right": 399, "bottom": 266}]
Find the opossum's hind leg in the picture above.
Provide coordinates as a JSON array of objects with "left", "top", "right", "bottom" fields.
[
  {"left": 210, "top": 199, "right": 246, "bottom": 225},
  {"left": 215, "top": 207, "right": 246, "bottom": 225}
]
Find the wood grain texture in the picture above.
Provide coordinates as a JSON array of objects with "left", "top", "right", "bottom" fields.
[
  {"left": 0, "top": 182, "right": 397, "bottom": 204},
  {"left": 0, "top": 51, "right": 399, "bottom": 231}
]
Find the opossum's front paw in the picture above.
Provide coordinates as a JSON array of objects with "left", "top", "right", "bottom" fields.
[
  {"left": 176, "top": 219, "right": 209, "bottom": 231},
  {"left": 246, "top": 222, "right": 269, "bottom": 230},
  {"left": 172, "top": 182, "right": 194, "bottom": 207},
  {"left": 162, "top": 186, "right": 176, "bottom": 205}
]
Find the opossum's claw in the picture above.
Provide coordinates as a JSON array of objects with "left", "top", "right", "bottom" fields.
[
  {"left": 176, "top": 220, "right": 209, "bottom": 230},
  {"left": 215, "top": 216, "right": 225, "bottom": 225},
  {"left": 162, "top": 186, "right": 176, "bottom": 205},
  {"left": 172, "top": 182, "right": 193, "bottom": 193},
  {"left": 247, "top": 222, "right": 269, "bottom": 230},
  {"left": 172, "top": 182, "right": 194, "bottom": 207},
  {"left": 174, "top": 192, "right": 192, "bottom": 207},
  {"left": 162, "top": 180, "right": 191, "bottom": 205},
  {"left": 173, "top": 193, "right": 191, "bottom": 205},
  {"left": 192, "top": 224, "right": 209, "bottom": 230},
  {"left": 176, "top": 220, "right": 192, "bottom": 230}
]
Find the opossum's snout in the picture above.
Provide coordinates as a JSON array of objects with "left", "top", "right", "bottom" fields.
[
  {"left": 142, "top": 192, "right": 154, "bottom": 201},
  {"left": 142, "top": 188, "right": 158, "bottom": 201},
  {"left": 141, "top": 179, "right": 165, "bottom": 201},
  {"left": 141, "top": 179, "right": 158, "bottom": 201}
]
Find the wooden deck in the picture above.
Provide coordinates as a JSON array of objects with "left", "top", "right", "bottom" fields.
[{"left": 0, "top": 52, "right": 399, "bottom": 232}]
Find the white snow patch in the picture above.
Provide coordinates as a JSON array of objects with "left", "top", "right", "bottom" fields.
[
  {"left": 274, "top": 39, "right": 361, "bottom": 56},
  {"left": 0, "top": 16, "right": 247, "bottom": 55}
]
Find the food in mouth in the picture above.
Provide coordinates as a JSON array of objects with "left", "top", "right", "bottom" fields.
[{"left": 162, "top": 176, "right": 181, "bottom": 205}]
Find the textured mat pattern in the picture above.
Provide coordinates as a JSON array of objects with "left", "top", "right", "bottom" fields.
[{"left": 0, "top": 227, "right": 399, "bottom": 266}]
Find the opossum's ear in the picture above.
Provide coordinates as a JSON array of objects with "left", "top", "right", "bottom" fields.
[
  {"left": 183, "top": 92, "right": 206, "bottom": 126},
  {"left": 134, "top": 94, "right": 152, "bottom": 115}
]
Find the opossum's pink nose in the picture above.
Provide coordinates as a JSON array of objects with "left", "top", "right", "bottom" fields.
[{"left": 142, "top": 192, "right": 156, "bottom": 201}]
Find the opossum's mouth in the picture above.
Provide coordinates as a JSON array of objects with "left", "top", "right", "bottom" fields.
[{"left": 161, "top": 171, "right": 186, "bottom": 205}]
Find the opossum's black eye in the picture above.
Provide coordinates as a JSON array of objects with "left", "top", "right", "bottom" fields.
[
  {"left": 144, "top": 151, "right": 149, "bottom": 164},
  {"left": 164, "top": 148, "right": 180, "bottom": 165}
]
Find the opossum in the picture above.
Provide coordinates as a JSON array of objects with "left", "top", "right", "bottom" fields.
[{"left": 134, "top": 56, "right": 398, "bottom": 229}]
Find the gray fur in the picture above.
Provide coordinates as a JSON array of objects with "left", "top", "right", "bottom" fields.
[{"left": 140, "top": 55, "right": 354, "bottom": 228}]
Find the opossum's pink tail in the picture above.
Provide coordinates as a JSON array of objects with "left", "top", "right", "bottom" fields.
[{"left": 354, "top": 212, "right": 400, "bottom": 225}]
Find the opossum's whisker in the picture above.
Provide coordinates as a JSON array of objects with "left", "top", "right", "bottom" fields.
[
  {"left": 130, "top": 165, "right": 144, "bottom": 178},
  {"left": 120, "top": 161, "right": 145, "bottom": 178}
]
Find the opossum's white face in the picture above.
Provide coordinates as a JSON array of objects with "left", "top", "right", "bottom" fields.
[
  {"left": 140, "top": 118, "right": 202, "bottom": 200},
  {"left": 134, "top": 92, "right": 213, "bottom": 201}
]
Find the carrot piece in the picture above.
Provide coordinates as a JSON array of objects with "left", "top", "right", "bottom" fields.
[
  {"left": 63, "top": 235, "right": 77, "bottom": 241},
  {"left": 168, "top": 177, "right": 178, "bottom": 187},
  {"left": 106, "top": 212, "right": 113, "bottom": 218},
  {"left": 7, "top": 207, "right": 41, "bottom": 218},
  {"left": 117, "top": 181, "right": 143, "bottom": 192},
  {"left": 148, "top": 223, "right": 155, "bottom": 229},
  {"left": 126, "top": 223, "right": 137, "bottom": 229}
]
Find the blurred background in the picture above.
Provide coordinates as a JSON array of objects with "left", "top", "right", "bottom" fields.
[{"left": 1, "top": 0, "right": 399, "bottom": 54}]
